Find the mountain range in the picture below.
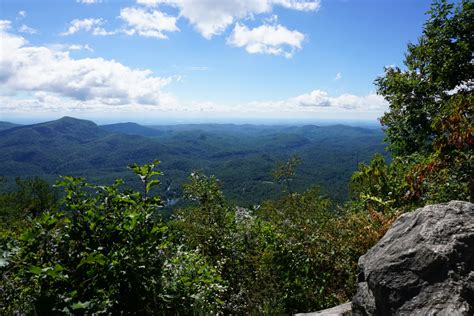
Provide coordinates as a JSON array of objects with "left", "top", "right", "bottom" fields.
[{"left": 0, "top": 116, "right": 387, "bottom": 205}]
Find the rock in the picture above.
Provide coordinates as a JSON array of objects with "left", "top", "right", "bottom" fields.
[
  {"left": 294, "top": 302, "right": 352, "bottom": 316},
  {"left": 352, "top": 201, "right": 474, "bottom": 315}
]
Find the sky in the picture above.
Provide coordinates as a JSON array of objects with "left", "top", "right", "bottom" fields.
[{"left": 0, "top": 0, "right": 433, "bottom": 124}]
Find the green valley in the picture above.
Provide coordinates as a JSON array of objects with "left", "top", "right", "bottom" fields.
[{"left": 0, "top": 117, "right": 386, "bottom": 206}]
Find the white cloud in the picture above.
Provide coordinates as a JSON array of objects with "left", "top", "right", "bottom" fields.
[
  {"left": 272, "top": 0, "right": 320, "bottom": 11},
  {"left": 18, "top": 11, "right": 27, "bottom": 18},
  {"left": 135, "top": 0, "right": 319, "bottom": 39},
  {"left": 264, "top": 14, "right": 279, "bottom": 24},
  {"left": 47, "top": 43, "right": 94, "bottom": 53},
  {"left": 0, "top": 25, "right": 176, "bottom": 108},
  {"left": 0, "top": 20, "right": 11, "bottom": 31},
  {"left": 227, "top": 23, "right": 304, "bottom": 58},
  {"left": 70, "top": 44, "right": 94, "bottom": 52},
  {"left": 77, "top": 0, "right": 102, "bottom": 4},
  {"left": 171, "top": 0, "right": 269, "bottom": 39},
  {"left": 61, "top": 18, "right": 114, "bottom": 36},
  {"left": 240, "top": 90, "right": 388, "bottom": 114},
  {"left": 119, "top": 7, "right": 179, "bottom": 39},
  {"left": 292, "top": 90, "right": 331, "bottom": 107},
  {"left": 136, "top": 0, "right": 161, "bottom": 5},
  {"left": 168, "top": 89, "right": 388, "bottom": 116},
  {"left": 19, "top": 24, "right": 37, "bottom": 34},
  {"left": 334, "top": 72, "right": 342, "bottom": 81},
  {"left": 290, "top": 90, "right": 388, "bottom": 111}
]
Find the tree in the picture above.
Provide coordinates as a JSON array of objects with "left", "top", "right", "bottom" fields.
[
  {"left": 0, "top": 177, "right": 58, "bottom": 239},
  {"left": 376, "top": 0, "right": 472, "bottom": 156},
  {"left": 1, "top": 163, "right": 168, "bottom": 314},
  {"left": 15, "top": 177, "right": 58, "bottom": 217},
  {"left": 272, "top": 155, "right": 302, "bottom": 194},
  {"left": 375, "top": 0, "right": 473, "bottom": 202}
]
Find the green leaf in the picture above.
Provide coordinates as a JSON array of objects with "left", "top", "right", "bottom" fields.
[
  {"left": 28, "top": 265, "right": 42, "bottom": 275},
  {"left": 77, "top": 253, "right": 107, "bottom": 268},
  {"left": 20, "top": 230, "right": 35, "bottom": 241},
  {"left": 146, "top": 179, "right": 161, "bottom": 192},
  {"left": 71, "top": 301, "right": 92, "bottom": 310}
]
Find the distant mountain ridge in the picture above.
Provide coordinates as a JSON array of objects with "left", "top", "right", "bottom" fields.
[
  {"left": 0, "top": 116, "right": 108, "bottom": 143},
  {"left": 0, "top": 121, "right": 21, "bottom": 131},
  {"left": 101, "top": 122, "right": 163, "bottom": 137},
  {"left": 0, "top": 116, "right": 387, "bottom": 205}
]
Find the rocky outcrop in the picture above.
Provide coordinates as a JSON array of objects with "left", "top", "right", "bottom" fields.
[
  {"left": 352, "top": 201, "right": 474, "bottom": 315},
  {"left": 295, "top": 302, "right": 352, "bottom": 315}
]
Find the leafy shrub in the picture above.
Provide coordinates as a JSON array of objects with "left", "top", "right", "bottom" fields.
[
  {"left": 1, "top": 162, "right": 168, "bottom": 314},
  {"left": 161, "top": 247, "right": 226, "bottom": 313}
]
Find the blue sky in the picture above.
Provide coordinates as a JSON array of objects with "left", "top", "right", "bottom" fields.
[{"left": 0, "top": 0, "right": 432, "bottom": 124}]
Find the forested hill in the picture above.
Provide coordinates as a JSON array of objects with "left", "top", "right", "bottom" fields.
[
  {"left": 0, "top": 121, "right": 21, "bottom": 131},
  {"left": 101, "top": 122, "right": 163, "bottom": 137},
  {"left": 0, "top": 116, "right": 387, "bottom": 205}
]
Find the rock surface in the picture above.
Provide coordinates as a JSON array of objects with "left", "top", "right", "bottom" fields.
[
  {"left": 295, "top": 302, "right": 352, "bottom": 315},
  {"left": 352, "top": 201, "right": 474, "bottom": 315}
]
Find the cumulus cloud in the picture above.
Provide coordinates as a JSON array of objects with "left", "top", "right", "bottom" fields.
[
  {"left": 18, "top": 11, "right": 27, "bottom": 18},
  {"left": 334, "top": 72, "right": 342, "bottom": 81},
  {"left": 243, "top": 90, "right": 388, "bottom": 113},
  {"left": 0, "top": 24, "right": 175, "bottom": 107},
  {"left": 119, "top": 7, "right": 179, "bottom": 39},
  {"left": 292, "top": 90, "right": 331, "bottom": 107},
  {"left": 272, "top": 0, "right": 320, "bottom": 11},
  {"left": 291, "top": 90, "right": 388, "bottom": 111},
  {"left": 49, "top": 43, "right": 94, "bottom": 52},
  {"left": 136, "top": 0, "right": 160, "bottom": 5},
  {"left": 61, "top": 18, "right": 114, "bottom": 36},
  {"left": 186, "top": 90, "right": 388, "bottom": 115},
  {"left": 264, "top": 14, "right": 279, "bottom": 24},
  {"left": 170, "top": 0, "right": 269, "bottom": 39},
  {"left": 135, "top": 0, "right": 319, "bottom": 39},
  {"left": 0, "top": 20, "right": 11, "bottom": 30},
  {"left": 227, "top": 22, "right": 304, "bottom": 58},
  {"left": 69, "top": 44, "right": 94, "bottom": 52},
  {"left": 18, "top": 24, "right": 37, "bottom": 34}
]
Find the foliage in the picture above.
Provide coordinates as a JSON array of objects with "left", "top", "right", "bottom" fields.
[
  {"left": 172, "top": 173, "right": 343, "bottom": 313},
  {"left": 0, "top": 160, "right": 395, "bottom": 315},
  {"left": 349, "top": 154, "right": 423, "bottom": 214},
  {"left": 420, "top": 92, "right": 474, "bottom": 202},
  {"left": 128, "top": 159, "right": 163, "bottom": 202},
  {"left": 272, "top": 154, "right": 302, "bottom": 193},
  {"left": 173, "top": 174, "right": 385, "bottom": 314},
  {"left": 1, "top": 163, "right": 167, "bottom": 314},
  {"left": 369, "top": 0, "right": 473, "bottom": 206},
  {"left": 0, "top": 163, "right": 230, "bottom": 315},
  {"left": 0, "top": 177, "right": 59, "bottom": 258},
  {"left": 257, "top": 189, "right": 340, "bottom": 312},
  {"left": 0, "top": 117, "right": 386, "bottom": 205},
  {"left": 376, "top": 0, "right": 473, "bottom": 156},
  {"left": 173, "top": 173, "right": 251, "bottom": 313},
  {"left": 0, "top": 176, "right": 58, "bottom": 223},
  {"left": 177, "top": 172, "right": 229, "bottom": 258},
  {"left": 160, "top": 247, "right": 226, "bottom": 314}
]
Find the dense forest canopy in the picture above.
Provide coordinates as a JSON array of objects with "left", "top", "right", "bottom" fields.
[
  {"left": 0, "top": 119, "right": 386, "bottom": 205},
  {"left": 1, "top": 0, "right": 472, "bottom": 314}
]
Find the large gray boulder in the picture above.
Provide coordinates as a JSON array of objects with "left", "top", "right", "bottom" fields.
[{"left": 352, "top": 201, "right": 474, "bottom": 315}]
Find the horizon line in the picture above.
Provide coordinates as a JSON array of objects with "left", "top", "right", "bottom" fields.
[{"left": 1, "top": 115, "right": 382, "bottom": 127}]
